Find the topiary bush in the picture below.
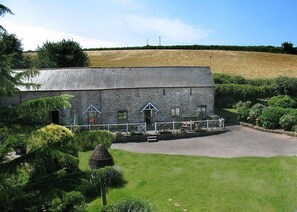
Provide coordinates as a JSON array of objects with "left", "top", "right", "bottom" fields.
[
  {"left": 101, "top": 198, "right": 155, "bottom": 212},
  {"left": 268, "top": 95, "right": 297, "bottom": 108},
  {"left": 258, "top": 107, "right": 287, "bottom": 129},
  {"left": 249, "top": 103, "right": 267, "bottom": 123}
]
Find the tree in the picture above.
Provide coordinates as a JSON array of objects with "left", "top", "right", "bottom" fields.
[
  {"left": 0, "top": 55, "right": 39, "bottom": 96},
  {"left": 0, "top": 32, "right": 32, "bottom": 69},
  {"left": 36, "top": 39, "right": 89, "bottom": 68},
  {"left": 0, "top": 4, "right": 13, "bottom": 32},
  {"left": 0, "top": 125, "right": 124, "bottom": 211},
  {"left": 0, "top": 5, "right": 38, "bottom": 97},
  {"left": 282, "top": 42, "right": 295, "bottom": 54}
]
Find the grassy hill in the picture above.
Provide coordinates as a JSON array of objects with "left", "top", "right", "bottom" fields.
[{"left": 86, "top": 50, "right": 297, "bottom": 79}]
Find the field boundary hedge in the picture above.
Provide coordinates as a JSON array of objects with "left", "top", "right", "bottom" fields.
[{"left": 85, "top": 45, "right": 297, "bottom": 54}]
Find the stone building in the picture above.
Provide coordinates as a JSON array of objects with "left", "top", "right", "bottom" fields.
[{"left": 3, "top": 66, "right": 215, "bottom": 125}]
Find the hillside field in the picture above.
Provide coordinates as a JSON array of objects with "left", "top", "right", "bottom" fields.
[{"left": 86, "top": 50, "right": 297, "bottom": 79}]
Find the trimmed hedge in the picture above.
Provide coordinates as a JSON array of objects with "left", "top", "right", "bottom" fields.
[{"left": 215, "top": 84, "right": 275, "bottom": 107}]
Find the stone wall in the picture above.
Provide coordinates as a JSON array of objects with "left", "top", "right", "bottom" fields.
[{"left": 2, "top": 86, "right": 214, "bottom": 125}]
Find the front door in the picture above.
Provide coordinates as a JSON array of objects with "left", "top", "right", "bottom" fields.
[{"left": 144, "top": 110, "right": 154, "bottom": 125}]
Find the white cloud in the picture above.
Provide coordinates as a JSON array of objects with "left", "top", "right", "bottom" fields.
[
  {"left": 2, "top": 20, "right": 118, "bottom": 51},
  {"left": 125, "top": 14, "right": 210, "bottom": 43}
]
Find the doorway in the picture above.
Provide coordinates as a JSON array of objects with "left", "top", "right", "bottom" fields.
[
  {"left": 51, "top": 111, "right": 60, "bottom": 124},
  {"left": 144, "top": 110, "right": 155, "bottom": 125}
]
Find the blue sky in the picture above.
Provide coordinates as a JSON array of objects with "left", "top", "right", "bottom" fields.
[{"left": 1, "top": 0, "right": 297, "bottom": 50}]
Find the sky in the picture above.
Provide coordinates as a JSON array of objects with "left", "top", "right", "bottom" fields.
[{"left": 1, "top": 0, "right": 297, "bottom": 51}]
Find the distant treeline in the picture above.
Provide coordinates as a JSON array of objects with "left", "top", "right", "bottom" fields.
[{"left": 85, "top": 45, "right": 297, "bottom": 54}]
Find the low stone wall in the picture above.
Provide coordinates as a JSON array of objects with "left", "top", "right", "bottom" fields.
[
  {"left": 240, "top": 122, "right": 297, "bottom": 137},
  {"left": 115, "top": 129, "right": 228, "bottom": 143}
]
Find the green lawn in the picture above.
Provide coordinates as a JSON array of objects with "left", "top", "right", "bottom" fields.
[{"left": 79, "top": 150, "right": 297, "bottom": 212}]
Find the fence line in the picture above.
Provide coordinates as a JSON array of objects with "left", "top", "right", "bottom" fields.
[{"left": 66, "top": 119, "right": 224, "bottom": 134}]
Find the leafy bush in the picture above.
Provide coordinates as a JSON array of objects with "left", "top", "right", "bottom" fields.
[
  {"left": 268, "top": 95, "right": 297, "bottom": 108},
  {"left": 258, "top": 107, "right": 287, "bottom": 129},
  {"left": 273, "top": 76, "right": 297, "bottom": 96},
  {"left": 279, "top": 114, "right": 297, "bottom": 131},
  {"left": 235, "top": 101, "right": 251, "bottom": 120},
  {"left": 249, "top": 103, "right": 267, "bottom": 123},
  {"left": 101, "top": 198, "right": 155, "bottom": 212},
  {"left": 73, "top": 130, "right": 115, "bottom": 151},
  {"left": 39, "top": 124, "right": 74, "bottom": 143}
]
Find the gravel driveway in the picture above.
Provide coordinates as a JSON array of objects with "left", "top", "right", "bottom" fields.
[{"left": 111, "top": 125, "right": 297, "bottom": 158}]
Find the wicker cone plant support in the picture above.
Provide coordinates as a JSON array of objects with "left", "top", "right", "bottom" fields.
[{"left": 89, "top": 144, "right": 115, "bottom": 206}]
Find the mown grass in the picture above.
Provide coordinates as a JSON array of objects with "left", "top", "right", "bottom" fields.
[
  {"left": 86, "top": 50, "right": 297, "bottom": 79},
  {"left": 79, "top": 149, "right": 297, "bottom": 212}
]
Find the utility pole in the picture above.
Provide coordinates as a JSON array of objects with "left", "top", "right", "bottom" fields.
[{"left": 159, "top": 36, "right": 161, "bottom": 46}]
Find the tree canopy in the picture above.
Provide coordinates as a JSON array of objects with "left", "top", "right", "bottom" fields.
[
  {"left": 0, "top": 4, "right": 13, "bottom": 32},
  {"left": 36, "top": 39, "right": 90, "bottom": 68}
]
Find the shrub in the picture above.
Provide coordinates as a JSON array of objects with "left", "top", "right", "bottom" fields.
[
  {"left": 249, "top": 103, "right": 267, "bottom": 123},
  {"left": 258, "top": 107, "right": 287, "bottom": 129},
  {"left": 273, "top": 76, "right": 297, "bottom": 96},
  {"left": 101, "top": 198, "right": 155, "bottom": 212},
  {"left": 279, "top": 114, "right": 297, "bottom": 131},
  {"left": 268, "top": 95, "right": 297, "bottom": 108},
  {"left": 39, "top": 124, "right": 74, "bottom": 143},
  {"left": 73, "top": 130, "right": 115, "bottom": 151},
  {"left": 235, "top": 101, "right": 251, "bottom": 121}
]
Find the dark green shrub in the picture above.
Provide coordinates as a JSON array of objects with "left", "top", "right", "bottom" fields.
[
  {"left": 292, "top": 125, "right": 297, "bottom": 132},
  {"left": 235, "top": 101, "right": 251, "bottom": 121},
  {"left": 258, "top": 107, "right": 287, "bottom": 129},
  {"left": 73, "top": 130, "right": 115, "bottom": 151},
  {"left": 279, "top": 114, "right": 297, "bottom": 131},
  {"left": 268, "top": 95, "right": 297, "bottom": 108},
  {"left": 249, "top": 103, "right": 267, "bottom": 123},
  {"left": 273, "top": 76, "right": 297, "bottom": 96},
  {"left": 101, "top": 198, "right": 155, "bottom": 212}
]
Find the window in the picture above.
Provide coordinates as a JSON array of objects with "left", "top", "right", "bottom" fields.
[
  {"left": 117, "top": 110, "right": 128, "bottom": 120},
  {"left": 163, "top": 89, "right": 166, "bottom": 96},
  {"left": 190, "top": 89, "right": 192, "bottom": 96},
  {"left": 197, "top": 105, "right": 207, "bottom": 117},
  {"left": 83, "top": 104, "right": 101, "bottom": 125},
  {"left": 171, "top": 108, "right": 180, "bottom": 117},
  {"left": 88, "top": 112, "right": 98, "bottom": 124}
]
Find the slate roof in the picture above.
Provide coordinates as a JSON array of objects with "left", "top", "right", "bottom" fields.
[{"left": 20, "top": 66, "right": 214, "bottom": 91}]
